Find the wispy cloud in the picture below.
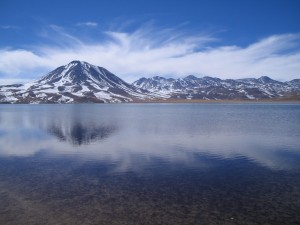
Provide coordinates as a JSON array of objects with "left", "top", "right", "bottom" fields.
[
  {"left": 0, "top": 24, "right": 300, "bottom": 83},
  {"left": 0, "top": 25, "right": 19, "bottom": 29},
  {"left": 76, "top": 21, "right": 98, "bottom": 27}
]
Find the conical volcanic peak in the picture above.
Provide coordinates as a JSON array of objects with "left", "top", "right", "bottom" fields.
[{"left": 0, "top": 61, "right": 153, "bottom": 103}]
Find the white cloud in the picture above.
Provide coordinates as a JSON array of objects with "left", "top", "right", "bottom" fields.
[
  {"left": 76, "top": 21, "right": 98, "bottom": 27},
  {"left": 0, "top": 25, "right": 300, "bottom": 83}
]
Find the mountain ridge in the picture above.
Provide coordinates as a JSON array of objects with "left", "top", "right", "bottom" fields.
[
  {"left": 0, "top": 61, "right": 299, "bottom": 103},
  {"left": 132, "top": 74, "right": 300, "bottom": 100}
]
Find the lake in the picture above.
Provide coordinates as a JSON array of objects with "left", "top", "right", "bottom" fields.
[{"left": 0, "top": 103, "right": 300, "bottom": 224}]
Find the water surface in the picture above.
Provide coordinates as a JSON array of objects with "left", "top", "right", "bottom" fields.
[{"left": 0, "top": 103, "right": 300, "bottom": 224}]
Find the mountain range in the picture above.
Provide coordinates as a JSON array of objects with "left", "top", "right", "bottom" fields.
[{"left": 0, "top": 61, "right": 299, "bottom": 103}]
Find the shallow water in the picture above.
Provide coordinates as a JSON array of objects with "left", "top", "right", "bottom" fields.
[{"left": 0, "top": 103, "right": 300, "bottom": 224}]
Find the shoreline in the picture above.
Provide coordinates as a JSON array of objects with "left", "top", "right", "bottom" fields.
[
  {"left": 131, "top": 98, "right": 300, "bottom": 104},
  {"left": 1, "top": 95, "right": 300, "bottom": 105},
  {"left": 1, "top": 100, "right": 300, "bottom": 105}
]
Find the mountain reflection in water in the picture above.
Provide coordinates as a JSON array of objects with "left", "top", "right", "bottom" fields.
[{"left": 47, "top": 122, "right": 117, "bottom": 145}]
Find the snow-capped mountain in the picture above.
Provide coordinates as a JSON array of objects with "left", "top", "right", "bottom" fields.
[
  {"left": 0, "top": 61, "right": 153, "bottom": 103},
  {"left": 0, "top": 60, "right": 299, "bottom": 103},
  {"left": 132, "top": 75, "right": 300, "bottom": 100}
]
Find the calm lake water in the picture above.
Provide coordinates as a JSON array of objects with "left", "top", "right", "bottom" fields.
[{"left": 0, "top": 103, "right": 300, "bottom": 225}]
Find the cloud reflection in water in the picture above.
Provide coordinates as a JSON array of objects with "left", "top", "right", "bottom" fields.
[{"left": 0, "top": 104, "right": 299, "bottom": 172}]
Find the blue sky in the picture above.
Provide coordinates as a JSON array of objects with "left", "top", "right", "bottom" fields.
[{"left": 1, "top": 0, "right": 300, "bottom": 83}]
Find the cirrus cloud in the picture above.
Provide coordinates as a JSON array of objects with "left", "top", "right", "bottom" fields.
[
  {"left": 0, "top": 25, "right": 300, "bottom": 84},
  {"left": 76, "top": 21, "right": 98, "bottom": 27}
]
